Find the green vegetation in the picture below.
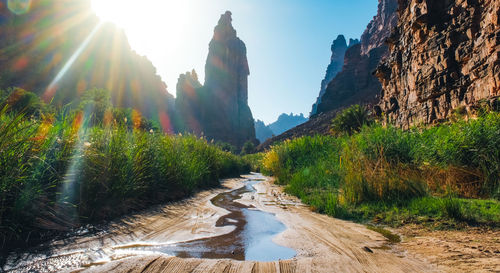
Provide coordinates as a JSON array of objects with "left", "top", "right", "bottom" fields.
[
  {"left": 366, "top": 225, "right": 400, "bottom": 243},
  {"left": 261, "top": 105, "right": 500, "bottom": 227},
  {"left": 0, "top": 88, "right": 249, "bottom": 251},
  {"left": 331, "top": 104, "right": 373, "bottom": 135}
]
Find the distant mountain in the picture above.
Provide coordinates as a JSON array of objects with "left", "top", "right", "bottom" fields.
[
  {"left": 269, "top": 113, "right": 308, "bottom": 136},
  {"left": 254, "top": 113, "right": 308, "bottom": 143},
  {"left": 175, "top": 11, "right": 257, "bottom": 147},
  {"left": 0, "top": 0, "right": 176, "bottom": 131},
  {"left": 254, "top": 120, "right": 274, "bottom": 143}
]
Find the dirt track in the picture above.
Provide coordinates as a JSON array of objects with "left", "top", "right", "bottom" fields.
[{"left": 7, "top": 174, "right": 440, "bottom": 272}]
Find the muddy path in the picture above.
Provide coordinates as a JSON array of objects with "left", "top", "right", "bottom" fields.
[{"left": 4, "top": 174, "right": 436, "bottom": 273}]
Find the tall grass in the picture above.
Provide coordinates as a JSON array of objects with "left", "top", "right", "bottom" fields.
[
  {"left": 262, "top": 110, "right": 500, "bottom": 225},
  {"left": 0, "top": 105, "right": 250, "bottom": 251}
]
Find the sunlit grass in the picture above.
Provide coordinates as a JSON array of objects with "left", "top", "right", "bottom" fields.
[
  {"left": 0, "top": 91, "right": 250, "bottom": 250},
  {"left": 261, "top": 108, "right": 500, "bottom": 227}
]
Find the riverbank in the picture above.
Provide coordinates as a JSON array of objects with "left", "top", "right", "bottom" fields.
[
  {"left": 7, "top": 174, "right": 499, "bottom": 272},
  {"left": 5, "top": 174, "right": 434, "bottom": 272}
]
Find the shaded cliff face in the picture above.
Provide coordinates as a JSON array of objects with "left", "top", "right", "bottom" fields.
[
  {"left": 314, "top": 0, "right": 398, "bottom": 116},
  {"left": 0, "top": 0, "right": 175, "bottom": 131},
  {"left": 311, "top": 36, "right": 361, "bottom": 116},
  {"left": 377, "top": 0, "right": 500, "bottom": 128},
  {"left": 175, "top": 70, "right": 203, "bottom": 134},
  {"left": 311, "top": 35, "right": 349, "bottom": 116},
  {"left": 176, "top": 11, "right": 256, "bottom": 147}
]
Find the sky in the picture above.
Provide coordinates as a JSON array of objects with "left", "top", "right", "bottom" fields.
[{"left": 91, "top": 0, "right": 378, "bottom": 124}]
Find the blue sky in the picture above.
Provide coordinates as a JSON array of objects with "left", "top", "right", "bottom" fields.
[{"left": 93, "top": 0, "right": 379, "bottom": 124}]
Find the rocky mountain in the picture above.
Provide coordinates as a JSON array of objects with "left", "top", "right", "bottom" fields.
[
  {"left": 269, "top": 113, "right": 308, "bottom": 136},
  {"left": 176, "top": 11, "right": 257, "bottom": 147},
  {"left": 310, "top": 35, "right": 359, "bottom": 116},
  {"left": 260, "top": 0, "right": 398, "bottom": 149},
  {"left": 254, "top": 113, "right": 308, "bottom": 143},
  {"left": 0, "top": 0, "right": 176, "bottom": 131},
  {"left": 377, "top": 0, "right": 500, "bottom": 128},
  {"left": 314, "top": 0, "right": 398, "bottom": 116},
  {"left": 254, "top": 119, "right": 274, "bottom": 143}
]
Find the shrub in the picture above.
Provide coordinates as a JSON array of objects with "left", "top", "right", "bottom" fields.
[{"left": 331, "top": 105, "right": 373, "bottom": 136}]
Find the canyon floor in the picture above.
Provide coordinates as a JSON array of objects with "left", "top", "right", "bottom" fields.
[{"left": 5, "top": 174, "right": 499, "bottom": 273}]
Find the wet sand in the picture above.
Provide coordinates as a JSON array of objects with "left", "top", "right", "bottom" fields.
[{"left": 6, "top": 174, "right": 438, "bottom": 272}]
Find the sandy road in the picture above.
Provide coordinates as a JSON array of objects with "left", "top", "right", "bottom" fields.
[{"left": 7, "top": 174, "right": 436, "bottom": 272}]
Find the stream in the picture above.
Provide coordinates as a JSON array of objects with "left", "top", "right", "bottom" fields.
[
  {"left": 124, "top": 178, "right": 296, "bottom": 261},
  {"left": 4, "top": 175, "right": 295, "bottom": 272}
]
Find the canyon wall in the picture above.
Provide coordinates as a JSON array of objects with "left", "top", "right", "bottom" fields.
[
  {"left": 314, "top": 0, "right": 398, "bottom": 116},
  {"left": 377, "top": 0, "right": 500, "bottom": 128}
]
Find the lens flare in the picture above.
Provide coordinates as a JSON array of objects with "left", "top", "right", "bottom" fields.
[
  {"left": 44, "top": 22, "right": 103, "bottom": 101},
  {"left": 7, "top": 0, "right": 32, "bottom": 15}
]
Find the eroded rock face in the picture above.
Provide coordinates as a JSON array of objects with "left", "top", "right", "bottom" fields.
[
  {"left": 361, "top": 0, "right": 399, "bottom": 55},
  {"left": 176, "top": 11, "right": 256, "bottom": 147},
  {"left": 377, "top": 0, "right": 500, "bottom": 128},
  {"left": 315, "top": 0, "right": 398, "bottom": 116}
]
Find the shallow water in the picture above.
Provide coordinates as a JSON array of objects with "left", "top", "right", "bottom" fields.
[
  {"left": 127, "top": 177, "right": 296, "bottom": 261},
  {"left": 4, "top": 175, "right": 295, "bottom": 271}
]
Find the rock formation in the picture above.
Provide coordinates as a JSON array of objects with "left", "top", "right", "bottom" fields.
[
  {"left": 254, "top": 113, "right": 308, "bottom": 143},
  {"left": 254, "top": 120, "right": 274, "bottom": 143},
  {"left": 175, "top": 70, "right": 203, "bottom": 134},
  {"left": 0, "top": 0, "right": 176, "bottom": 131},
  {"left": 176, "top": 11, "right": 257, "bottom": 147},
  {"left": 311, "top": 35, "right": 350, "bottom": 116},
  {"left": 268, "top": 113, "right": 308, "bottom": 136},
  {"left": 314, "top": 0, "right": 398, "bottom": 116},
  {"left": 377, "top": 0, "right": 500, "bottom": 128}
]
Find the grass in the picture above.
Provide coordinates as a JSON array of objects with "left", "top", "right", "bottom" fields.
[
  {"left": 0, "top": 89, "right": 251, "bottom": 253},
  {"left": 260, "top": 107, "right": 500, "bottom": 228},
  {"left": 366, "top": 225, "right": 401, "bottom": 243}
]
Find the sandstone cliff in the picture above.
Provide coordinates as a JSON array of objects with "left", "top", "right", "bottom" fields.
[
  {"left": 176, "top": 11, "right": 256, "bottom": 147},
  {"left": 314, "top": 0, "right": 398, "bottom": 116},
  {"left": 0, "top": 0, "right": 175, "bottom": 131},
  {"left": 377, "top": 0, "right": 500, "bottom": 128}
]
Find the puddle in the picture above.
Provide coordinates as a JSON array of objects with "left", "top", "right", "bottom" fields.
[{"left": 126, "top": 178, "right": 296, "bottom": 261}]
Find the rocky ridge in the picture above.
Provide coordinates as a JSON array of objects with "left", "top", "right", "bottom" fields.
[{"left": 314, "top": 0, "right": 398, "bottom": 116}]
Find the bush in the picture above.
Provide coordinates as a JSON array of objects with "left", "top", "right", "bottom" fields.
[{"left": 331, "top": 105, "right": 373, "bottom": 136}]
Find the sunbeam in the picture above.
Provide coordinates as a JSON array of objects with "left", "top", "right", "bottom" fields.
[{"left": 44, "top": 21, "right": 103, "bottom": 102}]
